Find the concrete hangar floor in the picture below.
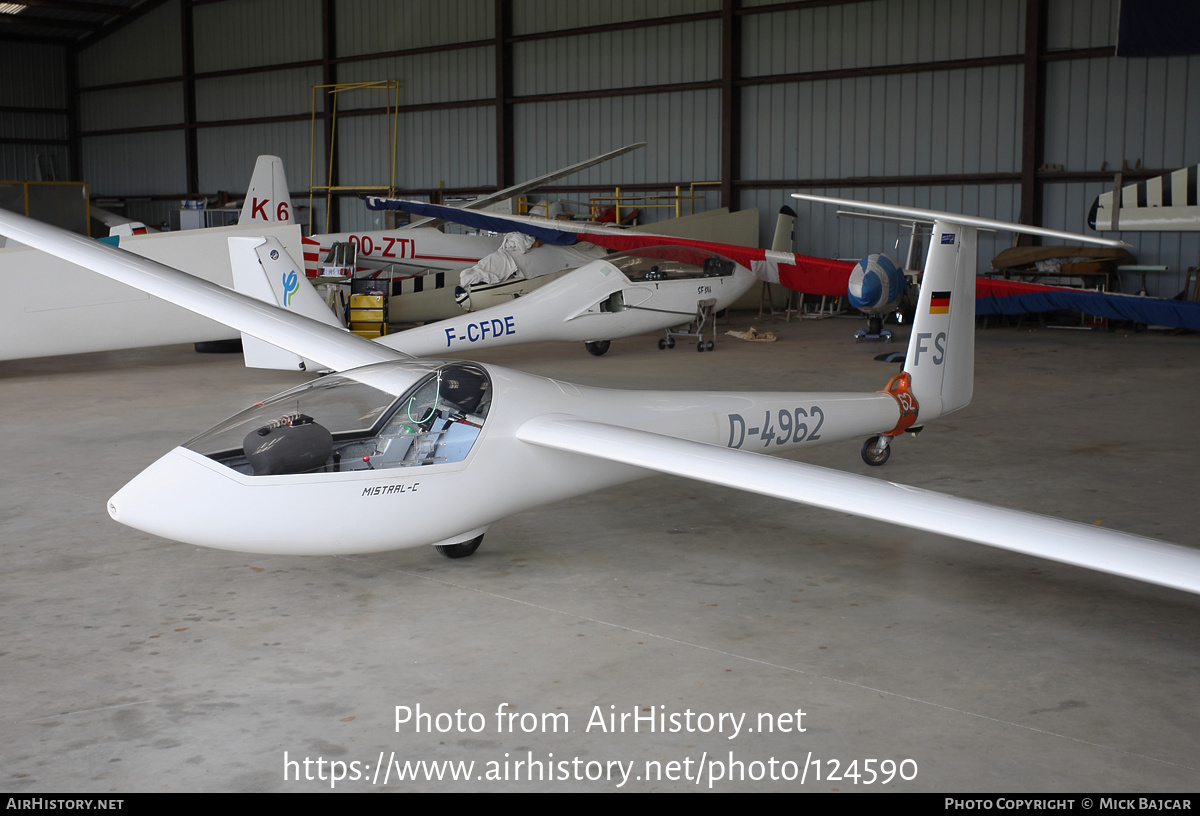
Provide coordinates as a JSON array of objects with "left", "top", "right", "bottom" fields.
[{"left": 2, "top": 312, "right": 1197, "bottom": 793}]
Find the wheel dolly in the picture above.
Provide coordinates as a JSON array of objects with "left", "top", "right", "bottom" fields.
[{"left": 659, "top": 297, "right": 719, "bottom": 352}]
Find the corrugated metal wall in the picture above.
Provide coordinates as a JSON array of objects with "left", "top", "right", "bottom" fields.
[
  {"left": 512, "top": 0, "right": 720, "bottom": 35},
  {"left": 336, "top": 49, "right": 494, "bottom": 107},
  {"left": 48, "top": 0, "right": 1199, "bottom": 291},
  {"left": 514, "top": 92, "right": 721, "bottom": 183},
  {"left": 335, "top": 0, "right": 493, "bottom": 54},
  {"left": 0, "top": 43, "right": 68, "bottom": 109},
  {"left": 76, "top": 0, "right": 184, "bottom": 199},
  {"left": 81, "top": 132, "right": 187, "bottom": 197},
  {"left": 741, "top": 0, "right": 1024, "bottom": 74},
  {"left": 0, "top": 42, "right": 70, "bottom": 181},
  {"left": 512, "top": 19, "right": 722, "bottom": 95},
  {"left": 76, "top": 1, "right": 182, "bottom": 85},
  {"left": 741, "top": 66, "right": 1024, "bottom": 179},
  {"left": 1039, "top": 0, "right": 1200, "bottom": 293},
  {"left": 193, "top": 0, "right": 322, "bottom": 72}
]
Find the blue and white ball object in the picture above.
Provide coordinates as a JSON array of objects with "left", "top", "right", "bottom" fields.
[{"left": 847, "top": 253, "right": 906, "bottom": 313}]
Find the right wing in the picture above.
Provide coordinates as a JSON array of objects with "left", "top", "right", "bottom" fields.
[
  {"left": 517, "top": 416, "right": 1200, "bottom": 596},
  {"left": 0, "top": 210, "right": 410, "bottom": 373}
]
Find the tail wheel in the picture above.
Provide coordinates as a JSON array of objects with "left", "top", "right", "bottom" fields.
[
  {"left": 436, "top": 534, "right": 484, "bottom": 559},
  {"left": 585, "top": 340, "right": 611, "bottom": 356},
  {"left": 860, "top": 435, "right": 891, "bottom": 466}
]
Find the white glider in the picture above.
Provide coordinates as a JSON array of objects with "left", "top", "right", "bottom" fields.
[{"left": 2, "top": 200, "right": 1196, "bottom": 598}]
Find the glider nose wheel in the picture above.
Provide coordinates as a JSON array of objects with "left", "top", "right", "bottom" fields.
[
  {"left": 435, "top": 534, "right": 484, "bottom": 559},
  {"left": 584, "top": 340, "right": 611, "bottom": 356},
  {"left": 860, "top": 434, "right": 891, "bottom": 466}
]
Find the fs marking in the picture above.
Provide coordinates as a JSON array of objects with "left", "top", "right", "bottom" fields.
[{"left": 912, "top": 332, "right": 946, "bottom": 366}]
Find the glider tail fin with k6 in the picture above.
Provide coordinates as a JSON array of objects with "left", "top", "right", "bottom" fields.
[{"left": 239, "top": 155, "right": 294, "bottom": 226}]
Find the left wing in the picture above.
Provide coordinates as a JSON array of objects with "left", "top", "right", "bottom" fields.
[
  {"left": 517, "top": 416, "right": 1200, "bottom": 595},
  {"left": 387, "top": 200, "right": 855, "bottom": 297},
  {"left": 0, "top": 210, "right": 409, "bottom": 373}
]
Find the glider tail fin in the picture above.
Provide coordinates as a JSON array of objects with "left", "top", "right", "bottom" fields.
[
  {"left": 770, "top": 205, "right": 796, "bottom": 252},
  {"left": 901, "top": 220, "right": 977, "bottom": 424},
  {"left": 228, "top": 236, "right": 343, "bottom": 370},
  {"left": 239, "top": 155, "right": 294, "bottom": 226},
  {"left": 792, "top": 193, "right": 1128, "bottom": 430}
]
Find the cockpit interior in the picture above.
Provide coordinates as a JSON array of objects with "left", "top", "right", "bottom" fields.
[
  {"left": 184, "top": 362, "right": 492, "bottom": 476},
  {"left": 606, "top": 246, "right": 736, "bottom": 282}
]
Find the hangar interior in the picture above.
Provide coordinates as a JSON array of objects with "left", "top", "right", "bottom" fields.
[{"left": 1, "top": 0, "right": 1199, "bottom": 793}]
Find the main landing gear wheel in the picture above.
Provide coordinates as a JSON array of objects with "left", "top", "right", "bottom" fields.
[
  {"left": 585, "top": 340, "right": 611, "bottom": 356},
  {"left": 860, "top": 435, "right": 891, "bottom": 467},
  {"left": 435, "top": 534, "right": 484, "bottom": 559},
  {"left": 657, "top": 337, "right": 676, "bottom": 350}
]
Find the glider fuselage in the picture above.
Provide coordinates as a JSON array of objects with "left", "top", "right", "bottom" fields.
[{"left": 107, "top": 359, "right": 899, "bottom": 555}]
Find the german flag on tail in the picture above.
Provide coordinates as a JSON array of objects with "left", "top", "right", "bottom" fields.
[{"left": 929, "top": 291, "right": 951, "bottom": 314}]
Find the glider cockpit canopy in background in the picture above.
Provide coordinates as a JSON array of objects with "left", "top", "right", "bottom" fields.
[{"left": 2, "top": 198, "right": 1196, "bottom": 602}]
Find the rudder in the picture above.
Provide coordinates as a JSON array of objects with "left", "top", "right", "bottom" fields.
[
  {"left": 902, "top": 220, "right": 976, "bottom": 423},
  {"left": 228, "top": 236, "right": 342, "bottom": 370}
]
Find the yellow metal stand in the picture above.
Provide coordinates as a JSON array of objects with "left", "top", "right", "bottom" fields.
[{"left": 309, "top": 80, "right": 401, "bottom": 235}]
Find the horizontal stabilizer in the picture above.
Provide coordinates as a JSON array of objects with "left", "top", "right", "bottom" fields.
[
  {"left": 793, "top": 194, "right": 1131, "bottom": 248},
  {"left": 517, "top": 416, "right": 1200, "bottom": 595}
]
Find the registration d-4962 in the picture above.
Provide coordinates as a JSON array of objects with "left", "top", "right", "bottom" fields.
[{"left": 727, "top": 407, "right": 824, "bottom": 449}]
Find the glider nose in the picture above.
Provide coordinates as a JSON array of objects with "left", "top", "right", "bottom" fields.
[
  {"left": 103, "top": 445, "right": 267, "bottom": 550},
  {"left": 103, "top": 445, "right": 458, "bottom": 555},
  {"left": 104, "top": 452, "right": 191, "bottom": 537}
]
